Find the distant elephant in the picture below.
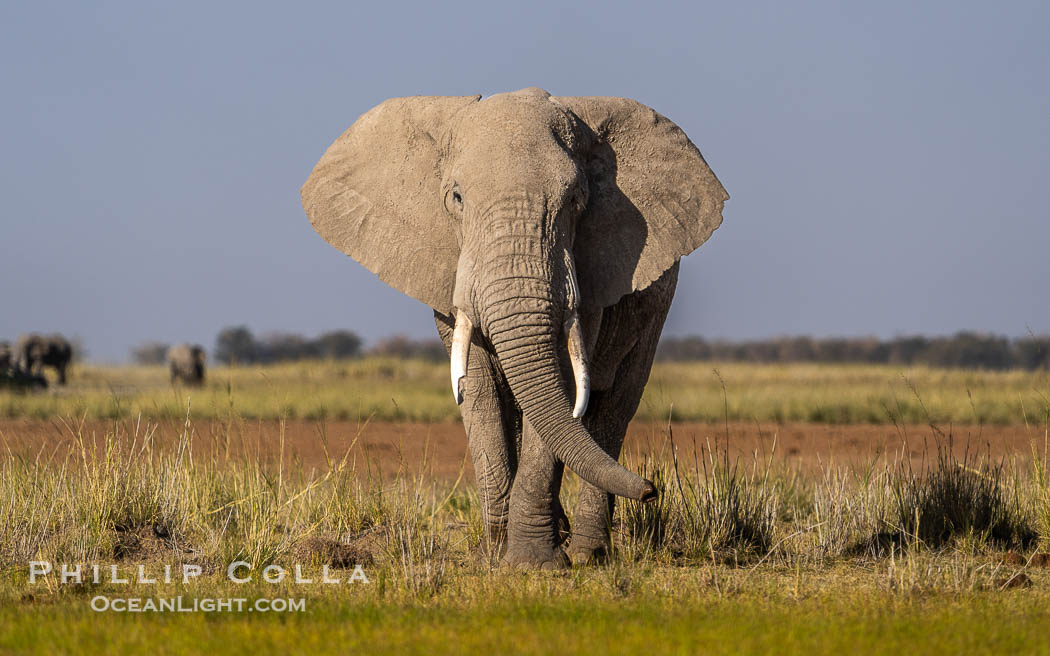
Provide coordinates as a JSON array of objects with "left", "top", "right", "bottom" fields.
[
  {"left": 15, "top": 333, "right": 72, "bottom": 385},
  {"left": 302, "top": 88, "right": 728, "bottom": 568},
  {"left": 0, "top": 340, "right": 47, "bottom": 391},
  {"left": 167, "top": 344, "right": 206, "bottom": 386}
]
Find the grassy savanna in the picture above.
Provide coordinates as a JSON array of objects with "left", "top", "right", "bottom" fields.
[
  {"left": 3, "top": 416, "right": 1050, "bottom": 653},
  {"left": 2, "top": 361, "right": 1049, "bottom": 653},
  {"left": 3, "top": 358, "right": 1049, "bottom": 425}
]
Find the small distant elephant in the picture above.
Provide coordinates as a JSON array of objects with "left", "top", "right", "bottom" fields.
[
  {"left": 15, "top": 333, "right": 73, "bottom": 385},
  {"left": 167, "top": 344, "right": 206, "bottom": 386},
  {"left": 0, "top": 342, "right": 10, "bottom": 371},
  {"left": 302, "top": 88, "right": 728, "bottom": 568}
]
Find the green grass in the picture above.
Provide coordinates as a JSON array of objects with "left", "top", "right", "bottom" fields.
[
  {"left": 3, "top": 359, "right": 1049, "bottom": 424},
  {"left": 3, "top": 415, "right": 1050, "bottom": 653},
  {"left": 5, "top": 579, "right": 1050, "bottom": 655}
]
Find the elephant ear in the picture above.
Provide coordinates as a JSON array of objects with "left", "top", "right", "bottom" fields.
[
  {"left": 553, "top": 96, "right": 729, "bottom": 310},
  {"left": 301, "top": 95, "right": 481, "bottom": 313}
]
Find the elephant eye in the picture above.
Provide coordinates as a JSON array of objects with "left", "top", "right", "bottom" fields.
[{"left": 445, "top": 183, "right": 464, "bottom": 217}]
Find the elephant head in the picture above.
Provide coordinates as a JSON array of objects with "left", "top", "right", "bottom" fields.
[{"left": 302, "top": 87, "right": 727, "bottom": 501}]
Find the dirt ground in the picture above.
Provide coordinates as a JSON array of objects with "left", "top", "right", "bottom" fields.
[{"left": 2, "top": 417, "right": 1045, "bottom": 481}]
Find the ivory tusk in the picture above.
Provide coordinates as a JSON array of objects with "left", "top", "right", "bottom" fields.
[
  {"left": 450, "top": 311, "right": 473, "bottom": 405},
  {"left": 566, "top": 311, "right": 590, "bottom": 419}
]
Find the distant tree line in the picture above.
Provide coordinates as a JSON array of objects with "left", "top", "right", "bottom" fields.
[
  {"left": 131, "top": 328, "right": 1050, "bottom": 371},
  {"left": 367, "top": 335, "right": 447, "bottom": 361},
  {"left": 132, "top": 327, "right": 450, "bottom": 365},
  {"left": 130, "top": 342, "right": 170, "bottom": 365},
  {"left": 655, "top": 332, "right": 1050, "bottom": 370},
  {"left": 210, "top": 327, "right": 363, "bottom": 364},
  {"left": 131, "top": 328, "right": 360, "bottom": 365}
]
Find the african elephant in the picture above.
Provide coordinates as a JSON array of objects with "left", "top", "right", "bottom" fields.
[
  {"left": 15, "top": 333, "right": 72, "bottom": 385},
  {"left": 302, "top": 87, "right": 728, "bottom": 568},
  {"left": 0, "top": 340, "right": 47, "bottom": 391},
  {"left": 167, "top": 344, "right": 206, "bottom": 386}
]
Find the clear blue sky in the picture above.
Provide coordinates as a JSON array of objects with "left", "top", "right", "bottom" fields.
[{"left": 2, "top": 1, "right": 1047, "bottom": 361}]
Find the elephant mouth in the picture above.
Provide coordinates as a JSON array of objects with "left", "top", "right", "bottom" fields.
[
  {"left": 449, "top": 307, "right": 591, "bottom": 420},
  {"left": 449, "top": 247, "right": 591, "bottom": 418}
]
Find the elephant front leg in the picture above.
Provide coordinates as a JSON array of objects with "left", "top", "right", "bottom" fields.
[
  {"left": 462, "top": 379, "right": 516, "bottom": 555},
  {"left": 567, "top": 266, "right": 676, "bottom": 565},
  {"left": 435, "top": 312, "right": 517, "bottom": 555},
  {"left": 569, "top": 319, "right": 671, "bottom": 563},
  {"left": 566, "top": 393, "right": 625, "bottom": 565},
  {"left": 502, "top": 418, "right": 570, "bottom": 570},
  {"left": 569, "top": 377, "right": 658, "bottom": 564}
]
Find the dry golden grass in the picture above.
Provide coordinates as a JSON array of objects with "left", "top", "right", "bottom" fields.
[
  {"left": 2, "top": 361, "right": 1049, "bottom": 653},
  {"left": 3, "top": 359, "right": 1048, "bottom": 425}
]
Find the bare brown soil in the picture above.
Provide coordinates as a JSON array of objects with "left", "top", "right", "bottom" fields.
[{"left": 2, "top": 418, "right": 1044, "bottom": 481}]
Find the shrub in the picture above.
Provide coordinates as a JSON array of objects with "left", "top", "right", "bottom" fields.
[
  {"left": 891, "top": 439, "right": 1035, "bottom": 549},
  {"left": 215, "top": 326, "right": 259, "bottom": 364},
  {"left": 130, "top": 341, "right": 170, "bottom": 365},
  {"left": 619, "top": 440, "right": 780, "bottom": 562}
]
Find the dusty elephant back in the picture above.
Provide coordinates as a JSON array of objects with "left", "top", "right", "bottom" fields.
[
  {"left": 15, "top": 333, "right": 72, "bottom": 367},
  {"left": 167, "top": 344, "right": 192, "bottom": 364}
]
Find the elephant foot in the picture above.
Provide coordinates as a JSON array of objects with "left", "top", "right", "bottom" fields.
[
  {"left": 501, "top": 541, "right": 570, "bottom": 570},
  {"left": 566, "top": 536, "right": 611, "bottom": 566}
]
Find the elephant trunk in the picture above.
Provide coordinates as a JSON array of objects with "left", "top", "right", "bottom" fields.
[{"left": 465, "top": 271, "right": 654, "bottom": 502}]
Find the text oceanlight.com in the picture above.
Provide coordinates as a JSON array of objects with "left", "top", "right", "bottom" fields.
[{"left": 90, "top": 597, "right": 306, "bottom": 613}]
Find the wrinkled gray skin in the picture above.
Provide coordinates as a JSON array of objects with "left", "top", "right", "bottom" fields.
[
  {"left": 15, "top": 334, "right": 72, "bottom": 385},
  {"left": 167, "top": 344, "right": 206, "bottom": 386},
  {"left": 302, "top": 88, "right": 728, "bottom": 569}
]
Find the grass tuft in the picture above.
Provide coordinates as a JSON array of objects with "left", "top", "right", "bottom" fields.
[{"left": 891, "top": 437, "right": 1036, "bottom": 550}]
